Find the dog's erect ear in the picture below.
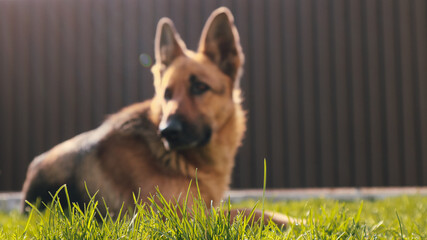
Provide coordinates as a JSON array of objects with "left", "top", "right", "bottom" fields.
[
  {"left": 198, "top": 7, "right": 243, "bottom": 81},
  {"left": 155, "top": 18, "right": 186, "bottom": 68}
]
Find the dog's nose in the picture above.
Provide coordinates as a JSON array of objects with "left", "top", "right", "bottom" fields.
[{"left": 160, "top": 116, "right": 183, "bottom": 141}]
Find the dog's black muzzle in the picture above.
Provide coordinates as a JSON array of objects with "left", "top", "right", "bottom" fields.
[{"left": 159, "top": 115, "right": 211, "bottom": 150}]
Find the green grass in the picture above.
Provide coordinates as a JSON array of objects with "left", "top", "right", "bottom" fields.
[
  {"left": 0, "top": 162, "right": 426, "bottom": 239},
  {"left": 0, "top": 187, "right": 426, "bottom": 239}
]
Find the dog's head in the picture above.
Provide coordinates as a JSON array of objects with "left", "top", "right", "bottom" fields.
[{"left": 151, "top": 7, "right": 244, "bottom": 151}]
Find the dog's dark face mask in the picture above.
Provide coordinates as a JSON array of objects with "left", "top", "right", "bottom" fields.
[{"left": 159, "top": 113, "right": 212, "bottom": 150}]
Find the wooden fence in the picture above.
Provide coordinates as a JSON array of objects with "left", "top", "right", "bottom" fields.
[{"left": 1, "top": 0, "right": 426, "bottom": 191}]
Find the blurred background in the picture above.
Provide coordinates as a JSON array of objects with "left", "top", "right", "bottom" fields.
[{"left": 0, "top": 0, "right": 426, "bottom": 191}]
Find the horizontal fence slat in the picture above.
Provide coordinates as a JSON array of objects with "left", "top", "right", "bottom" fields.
[
  {"left": 283, "top": 0, "right": 303, "bottom": 188},
  {"left": 123, "top": 0, "right": 140, "bottom": 106},
  {"left": 300, "top": 0, "right": 318, "bottom": 187},
  {"left": 76, "top": 0, "right": 94, "bottom": 132},
  {"left": 29, "top": 0, "right": 47, "bottom": 159},
  {"left": 45, "top": 0, "right": 62, "bottom": 148},
  {"left": 365, "top": 0, "right": 386, "bottom": 186},
  {"left": 316, "top": 0, "right": 335, "bottom": 187},
  {"left": 61, "top": 0, "right": 78, "bottom": 140},
  {"left": 350, "top": 0, "right": 369, "bottom": 187},
  {"left": 139, "top": 0, "right": 155, "bottom": 101},
  {"left": 0, "top": 1, "right": 14, "bottom": 190},
  {"left": 233, "top": 0, "right": 251, "bottom": 189},
  {"left": 399, "top": 0, "right": 418, "bottom": 186},
  {"left": 413, "top": 0, "right": 427, "bottom": 185},
  {"left": 13, "top": 0, "right": 31, "bottom": 189},
  {"left": 267, "top": 0, "right": 285, "bottom": 188},
  {"left": 91, "top": 0, "right": 109, "bottom": 126},
  {"left": 382, "top": 0, "right": 402, "bottom": 186},
  {"left": 249, "top": 0, "right": 268, "bottom": 188},
  {"left": 333, "top": 0, "right": 352, "bottom": 187},
  {"left": 107, "top": 0, "right": 124, "bottom": 113}
]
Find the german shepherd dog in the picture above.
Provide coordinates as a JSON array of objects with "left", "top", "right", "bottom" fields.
[{"left": 21, "top": 7, "right": 291, "bottom": 226}]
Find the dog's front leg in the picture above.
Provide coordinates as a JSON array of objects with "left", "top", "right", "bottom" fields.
[{"left": 227, "top": 208, "right": 302, "bottom": 228}]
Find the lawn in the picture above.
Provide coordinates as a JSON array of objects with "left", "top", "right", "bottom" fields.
[{"left": 0, "top": 186, "right": 426, "bottom": 239}]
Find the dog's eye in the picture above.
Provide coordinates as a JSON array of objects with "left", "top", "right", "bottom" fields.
[
  {"left": 190, "top": 75, "right": 210, "bottom": 95},
  {"left": 164, "top": 88, "right": 172, "bottom": 100}
]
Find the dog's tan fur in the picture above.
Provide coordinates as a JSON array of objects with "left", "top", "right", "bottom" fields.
[{"left": 21, "top": 7, "right": 292, "bottom": 226}]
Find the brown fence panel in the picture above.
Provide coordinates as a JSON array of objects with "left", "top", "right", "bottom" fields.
[
  {"left": 0, "top": 0, "right": 427, "bottom": 191},
  {"left": 0, "top": 1, "right": 14, "bottom": 189},
  {"left": 414, "top": 0, "right": 427, "bottom": 185}
]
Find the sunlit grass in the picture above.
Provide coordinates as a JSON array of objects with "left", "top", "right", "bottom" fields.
[
  {"left": 234, "top": 195, "right": 427, "bottom": 239},
  {"left": 1, "top": 161, "right": 426, "bottom": 239},
  {"left": 1, "top": 187, "right": 426, "bottom": 239}
]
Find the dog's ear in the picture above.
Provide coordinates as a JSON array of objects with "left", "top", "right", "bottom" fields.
[
  {"left": 155, "top": 18, "right": 186, "bottom": 68},
  {"left": 198, "top": 7, "right": 244, "bottom": 81}
]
